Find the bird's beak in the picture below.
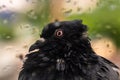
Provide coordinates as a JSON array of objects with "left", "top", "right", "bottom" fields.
[{"left": 29, "top": 38, "right": 46, "bottom": 52}]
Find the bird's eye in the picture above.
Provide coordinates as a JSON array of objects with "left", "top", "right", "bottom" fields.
[{"left": 55, "top": 29, "right": 63, "bottom": 37}]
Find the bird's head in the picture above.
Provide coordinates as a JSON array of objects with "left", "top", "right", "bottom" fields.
[
  {"left": 41, "top": 20, "right": 87, "bottom": 39},
  {"left": 41, "top": 20, "right": 89, "bottom": 45},
  {"left": 29, "top": 20, "right": 92, "bottom": 57}
]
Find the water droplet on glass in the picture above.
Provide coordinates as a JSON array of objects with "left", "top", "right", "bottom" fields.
[
  {"left": 26, "top": 0, "right": 37, "bottom": 4},
  {"left": 110, "top": 5, "right": 116, "bottom": 10},
  {"left": 23, "top": 44, "right": 28, "bottom": 48},
  {"left": 6, "top": 36, "right": 11, "bottom": 39},
  {"left": 106, "top": 25, "right": 111, "bottom": 29},
  {"left": 11, "top": 14, "right": 16, "bottom": 18},
  {"left": 5, "top": 46, "right": 13, "bottom": 50},
  {"left": 73, "top": 1, "right": 77, "bottom": 5},
  {"left": 24, "top": 24, "right": 31, "bottom": 28},
  {"left": 16, "top": 54, "right": 24, "bottom": 61},
  {"left": 109, "top": 50, "right": 112, "bottom": 53},
  {"left": 19, "top": 25, "right": 23, "bottom": 29},
  {"left": 3, "top": 65, "right": 11, "bottom": 72},
  {"left": 31, "top": 27, "right": 39, "bottom": 34},
  {"left": 30, "top": 10, "right": 34, "bottom": 14},
  {"left": 96, "top": 34, "right": 103, "bottom": 38},
  {"left": 66, "top": 0, "right": 71, "bottom": 3},
  {"left": 2, "top": 5, "right": 6, "bottom": 8},
  {"left": 63, "top": 9, "right": 72, "bottom": 16},
  {"left": 77, "top": 7, "right": 82, "bottom": 12},
  {"left": 61, "top": 8, "right": 66, "bottom": 11},
  {"left": 106, "top": 44, "right": 110, "bottom": 48},
  {"left": 33, "top": 16, "right": 37, "bottom": 20},
  {"left": 3, "top": 19, "right": 8, "bottom": 24},
  {"left": 9, "top": 0, "right": 13, "bottom": 4},
  {"left": 32, "top": 1, "right": 37, "bottom": 4},
  {"left": 88, "top": 7, "right": 92, "bottom": 12},
  {"left": 26, "top": 0, "right": 29, "bottom": 2},
  {"left": 27, "top": 10, "right": 37, "bottom": 19},
  {"left": 96, "top": 2, "right": 100, "bottom": 6}
]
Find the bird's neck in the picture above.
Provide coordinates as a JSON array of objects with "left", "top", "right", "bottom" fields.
[{"left": 67, "top": 40, "right": 99, "bottom": 64}]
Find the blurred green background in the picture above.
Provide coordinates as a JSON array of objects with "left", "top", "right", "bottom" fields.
[
  {"left": 67, "top": 0, "right": 120, "bottom": 47},
  {"left": 0, "top": 0, "right": 120, "bottom": 47}
]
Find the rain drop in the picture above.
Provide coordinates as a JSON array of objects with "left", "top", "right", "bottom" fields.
[
  {"left": 27, "top": 10, "right": 37, "bottom": 19},
  {"left": 110, "top": 5, "right": 116, "bottom": 10},
  {"left": 5, "top": 46, "right": 13, "bottom": 50},
  {"left": 106, "top": 44, "right": 110, "bottom": 48},
  {"left": 106, "top": 25, "right": 111, "bottom": 29},
  {"left": 88, "top": 7, "right": 92, "bottom": 12},
  {"left": 20, "top": 25, "right": 23, "bottom": 29},
  {"left": 39, "top": 0, "right": 44, "bottom": 2},
  {"left": 31, "top": 27, "right": 39, "bottom": 34},
  {"left": 32, "top": 1, "right": 37, "bottom": 4},
  {"left": 16, "top": 54, "right": 24, "bottom": 61},
  {"left": 61, "top": 8, "right": 66, "bottom": 11},
  {"left": 96, "top": 34, "right": 103, "bottom": 39},
  {"left": 6, "top": 36, "right": 11, "bottom": 39},
  {"left": 109, "top": 50, "right": 112, "bottom": 53},
  {"left": 23, "top": 44, "right": 28, "bottom": 48},
  {"left": 33, "top": 16, "right": 37, "bottom": 20},
  {"left": 9, "top": 0, "right": 13, "bottom": 4},
  {"left": 96, "top": 2, "right": 100, "bottom": 6},
  {"left": 2, "top": 5, "right": 6, "bottom": 8},
  {"left": 77, "top": 7, "right": 82, "bottom": 12},
  {"left": 3, "top": 19, "right": 8, "bottom": 24},
  {"left": 63, "top": 9, "right": 72, "bottom": 16},
  {"left": 66, "top": 0, "right": 71, "bottom": 3},
  {"left": 77, "top": 7, "right": 81, "bottom": 11},
  {"left": 26, "top": 0, "right": 29, "bottom": 2},
  {"left": 30, "top": 10, "right": 34, "bottom": 15},
  {"left": 24, "top": 24, "right": 31, "bottom": 28},
  {"left": 11, "top": 14, "right": 16, "bottom": 18},
  {"left": 27, "top": 0, "right": 38, "bottom": 4},
  {"left": 73, "top": 1, "right": 77, "bottom": 5}
]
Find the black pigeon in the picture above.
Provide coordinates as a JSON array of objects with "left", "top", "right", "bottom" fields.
[{"left": 18, "top": 20, "right": 120, "bottom": 80}]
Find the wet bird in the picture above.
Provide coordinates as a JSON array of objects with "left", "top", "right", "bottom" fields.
[{"left": 18, "top": 20, "right": 120, "bottom": 80}]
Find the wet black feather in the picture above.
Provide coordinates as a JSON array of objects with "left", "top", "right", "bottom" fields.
[{"left": 18, "top": 20, "right": 120, "bottom": 80}]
